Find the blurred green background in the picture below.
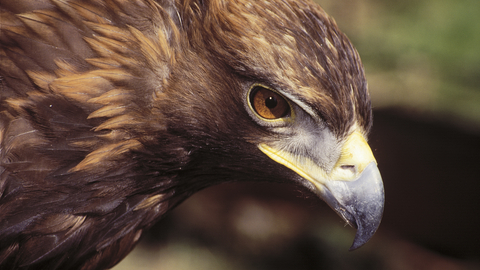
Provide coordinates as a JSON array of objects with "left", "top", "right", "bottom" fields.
[
  {"left": 322, "top": 0, "right": 480, "bottom": 128},
  {"left": 114, "top": 0, "right": 480, "bottom": 269}
]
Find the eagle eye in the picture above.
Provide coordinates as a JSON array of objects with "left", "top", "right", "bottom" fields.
[{"left": 249, "top": 86, "right": 290, "bottom": 120}]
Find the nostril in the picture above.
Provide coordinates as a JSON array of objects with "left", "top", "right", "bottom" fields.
[{"left": 341, "top": 165, "right": 357, "bottom": 174}]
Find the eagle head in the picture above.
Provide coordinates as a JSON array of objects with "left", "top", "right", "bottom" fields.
[{"left": 0, "top": 0, "right": 384, "bottom": 269}]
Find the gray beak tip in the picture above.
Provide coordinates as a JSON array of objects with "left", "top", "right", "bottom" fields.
[{"left": 322, "top": 162, "right": 385, "bottom": 250}]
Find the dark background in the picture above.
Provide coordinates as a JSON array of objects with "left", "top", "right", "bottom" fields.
[{"left": 114, "top": 0, "right": 480, "bottom": 269}]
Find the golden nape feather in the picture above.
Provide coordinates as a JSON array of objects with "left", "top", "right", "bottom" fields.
[{"left": 0, "top": 0, "right": 384, "bottom": 269}]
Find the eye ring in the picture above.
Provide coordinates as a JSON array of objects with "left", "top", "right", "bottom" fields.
[{"left": 248, "top": 85, "right": 291, "bottom": 120}]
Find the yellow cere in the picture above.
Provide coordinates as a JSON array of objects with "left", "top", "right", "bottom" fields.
[{"left": 258, "top": 131, "right": 377, "bottom": 188}]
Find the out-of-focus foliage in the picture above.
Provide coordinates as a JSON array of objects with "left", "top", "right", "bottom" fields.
[{"left": 319, "top": 0, "right": 480, "bottom": 127}]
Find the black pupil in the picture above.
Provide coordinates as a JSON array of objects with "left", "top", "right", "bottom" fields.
[{"left": 265, "top": 96, "right": 277, "bottom": 108}]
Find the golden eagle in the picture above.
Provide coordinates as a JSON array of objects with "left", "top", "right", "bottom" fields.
[{"left": 0, "top": 0, "right": 384, "bottom": 269}]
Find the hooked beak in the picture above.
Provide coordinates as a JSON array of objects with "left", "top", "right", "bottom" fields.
[
  {"left": 321, "top": 161, "right": 384, "bottom": 250},
  {"left": 259, "top": 131, "right": 384, "bottom": 250}
]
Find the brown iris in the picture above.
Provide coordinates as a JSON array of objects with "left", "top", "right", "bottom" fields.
[{"left": 250, "top": 86, "right": 290, "bottom": 119}]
